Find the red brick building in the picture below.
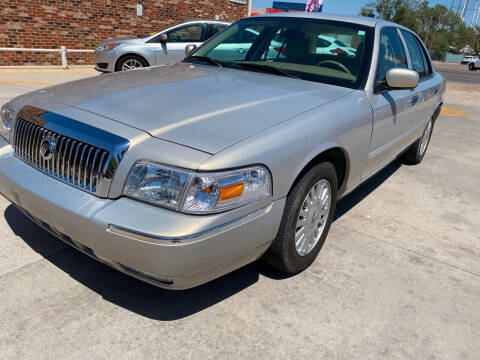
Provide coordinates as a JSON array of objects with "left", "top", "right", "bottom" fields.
[{"left": 0, "top": 0, "right": 249, "bottom": 65}]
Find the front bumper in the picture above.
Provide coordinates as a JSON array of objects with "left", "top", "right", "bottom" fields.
[
  {"left": 94, "top": 50, "right": 117, "bottom": 72},
  {"left": 0, "top": 140, "right": 285, "bottom": 289}
]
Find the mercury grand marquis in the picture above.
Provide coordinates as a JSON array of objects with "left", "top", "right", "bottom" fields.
[{"left": 0, "top": 13, "right": 445, "bottom": 289}]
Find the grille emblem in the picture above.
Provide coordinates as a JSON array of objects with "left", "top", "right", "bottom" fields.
[{"left": 39, "top": 135, "right": 56, "bottom": 161}]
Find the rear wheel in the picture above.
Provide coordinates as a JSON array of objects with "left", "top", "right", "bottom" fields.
[
  {"left": 400, "top": 119, "right": 434, "bottom": 165},
  {"left": 469, "top": 63, "right": 476, "bottom": 71},
  {"left": 263, "top": 162, "right": 337, "bottom": 274},
  {"left": 116, "top": 55, "right": 148, "bottom": 72}
]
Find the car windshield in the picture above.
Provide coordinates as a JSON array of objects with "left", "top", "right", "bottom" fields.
[{"left": 185, "top": 17, "right": 374, "bottom": 89}]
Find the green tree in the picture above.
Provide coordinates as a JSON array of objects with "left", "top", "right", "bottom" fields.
[{"left": 360, "top": 0, "right": 479, "bottom": 54}]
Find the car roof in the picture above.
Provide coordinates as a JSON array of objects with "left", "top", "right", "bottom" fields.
[
  {"left": 183, "top": 19, "right": 231, "bottom": 24},
  {"left": 251, "top": 12, "right": 401, "bottom": 28}
]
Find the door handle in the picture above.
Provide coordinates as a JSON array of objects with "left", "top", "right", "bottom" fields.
[{"left": 410, "top": 95, "right": 420, "bottom": 106}]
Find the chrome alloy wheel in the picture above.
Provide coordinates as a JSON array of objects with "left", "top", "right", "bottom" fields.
[
  {"left": 420, "top": 120, "right": 432, "bottom": 156},
  {"left": 122, "top": 58, "right": 144, "bottom": 71},
  {"left": 295, "top": 179, "right": 332, "bottom": 257}
]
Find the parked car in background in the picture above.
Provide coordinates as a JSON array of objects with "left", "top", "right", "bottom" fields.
[
  {"left": 209, "top": 30, "right": 358, "bottom": 61},
  {"left": 94, "top": 20, "right": 230, "bottom": 72},
  {"left": 1, "top": 14, "right": 444, "bottom": 289},
  {"left": 316, "top": 35, "right": 357, "bottom": 56},
  {"left": 468, "top": 57, "right": 480, "bottom": 70},
  {"left": 461, "top": 55, "right": 477, "bottom": 64}
]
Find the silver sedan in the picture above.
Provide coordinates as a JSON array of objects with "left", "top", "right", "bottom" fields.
[
  {"left": 0, "top": 13, "right": 444, "bottom": 289},
  {"left": 94, "top": 19, "right": 230, "bottom": 72}
]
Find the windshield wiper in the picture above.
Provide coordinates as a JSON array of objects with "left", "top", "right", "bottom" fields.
[
  {"left": 186, "top": 56, "right": 226, "bottom": 68},
  {"left": 232, "top": 62, "right": 301, "bottom": 80}
]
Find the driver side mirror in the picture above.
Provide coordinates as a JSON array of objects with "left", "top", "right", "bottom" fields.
[
  {"left": 184, "top": 44, "right": 197, "bottom": 57},
  {"left": 386, "top": 68, "right": 419, "bottom": 89},
  {"left": 160, "top": 34, "right": 168, "bottom": 43}
]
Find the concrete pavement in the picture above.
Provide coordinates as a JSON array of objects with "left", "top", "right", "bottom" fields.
[
  {"left": 0, "top": 68, "right": 98, "bottom": 106},
  {"left": 0, "top": 68, "right": 479, "bottom": 359}
]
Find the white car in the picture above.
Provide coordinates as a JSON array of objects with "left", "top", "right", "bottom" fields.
[
  {"left": 461, "top": 55, "right": 477, "bottom": 64},
  {"left": 316, "top": 35, "right": 357, "bottom": 56},
  {"left": 468, "top": 58, "right": 480, "bottom": 71}
]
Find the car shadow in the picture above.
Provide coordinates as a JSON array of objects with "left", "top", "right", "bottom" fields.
[
  {"left": 4, "top": 162, "right": 400, "bottom": 321},
  {"left": 335, "top": 161, "right": 401, "bottom": 220}
]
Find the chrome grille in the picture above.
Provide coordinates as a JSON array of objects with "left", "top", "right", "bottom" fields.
[{"left": 13, "top": 106, "right": 129, "bottom": 197}]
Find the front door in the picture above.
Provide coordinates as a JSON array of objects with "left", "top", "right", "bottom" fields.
[
  {"left": 400, "top": 30, "right": 440, "bottom": 131},
  {"left": 363, "top": 27, "right": 417, "bottom": 178},
  {"left": 154, "top": 23, "right": 207, "bottom": 64}
]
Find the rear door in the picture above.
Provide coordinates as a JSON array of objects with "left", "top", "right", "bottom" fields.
[
  {"left": 400, "top": 30, "right": 441, "bottom": 131},
  {"left": 364, "top": 27, "right": 416, "bottom": 177},
  {"left": 154, "top": 23, "right": 207, "bottom": 64}
]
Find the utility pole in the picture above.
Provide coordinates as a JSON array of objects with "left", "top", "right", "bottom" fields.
[
  {"left": 473, "top": 0, "right": 479, "bottom": 24},
  {"left": 462, "top": 0, "right": 470, "bottom": 19},
  {"left": 475, "top": 0, "right": 480, "bottom": 25},
  {"left": 450, "top": 0, "right": 456, "bottom": 11},
  {"left": 457, "top": 0, "right": 463, "bottom": 14}
]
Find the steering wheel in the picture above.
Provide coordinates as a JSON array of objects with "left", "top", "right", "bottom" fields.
[{"left": 316, "top": 60, "right": 352, "bottom": 76}]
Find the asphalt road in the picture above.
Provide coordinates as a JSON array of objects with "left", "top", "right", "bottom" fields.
[
  {"left": 1, "top": 68, "right": 480, "bottom": 359},
  {"left": 434, "top": 62, "right": 480, "bottom": 84}
]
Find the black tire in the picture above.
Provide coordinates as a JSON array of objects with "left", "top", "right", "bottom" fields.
[
  {"left": 263, "top": 162, "right": 338, "bottom": 274},
  {"left": 400, "top": 119, "right": 434, "bottom": 165},
  {"left": 469, "top": 63, "right": 476, "bottom": 71},
  {"left": 115, "top": 55, "right": 148, "bottom": 72}
]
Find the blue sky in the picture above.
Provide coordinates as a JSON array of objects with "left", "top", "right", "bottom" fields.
[{"left": 251, "top": 0, "right": 479, "bottom": 26}]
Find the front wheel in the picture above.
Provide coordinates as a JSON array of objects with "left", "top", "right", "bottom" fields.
[
  {"left": 116, "top": 55, "right": 148, "bottom": 72},
  {"left": 469, "top": 63, "right": 476, "bottom": 71},
  {"left": 263, "top": 162, "right": 338, "bottom": 274}
]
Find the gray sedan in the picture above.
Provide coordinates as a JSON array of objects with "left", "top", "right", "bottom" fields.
[
  {"left": 94, "top": 20, "right": 230, "bottom": 72},
  {"left": 0, "top": 13, "right": 444, "bottom": 289}
]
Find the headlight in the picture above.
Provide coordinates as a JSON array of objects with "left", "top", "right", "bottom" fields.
[
  {"left": 182, "top": 166, "right": 271, "bottom": 213},
  {"left": 0, "top": 103, "right": 15, "bottom": 142},
  {"left": 95, "top": 44, "right": 120, "bottom": 52},
  {"left": 123, "top": 162, "right": 272, "bottom": 214},
  {"left": 123, "top": 162, "right": 190, "bottom": 210}
]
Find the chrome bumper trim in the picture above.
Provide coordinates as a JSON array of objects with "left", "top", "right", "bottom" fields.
[{"left": 107, "top": 203, "right": 273, "bottom": 244}]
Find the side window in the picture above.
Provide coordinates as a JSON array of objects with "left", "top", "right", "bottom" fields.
[
  {"left": 401, "top": 30, "right": 432, "bottom": 78},
  {"left": 212, "top": 24, "right": 228, "bottom": 36},
  {"left": 167, "top": 24, "right": 205, "bottom": 43},
  {"left": 419, "top": 40, "right": 433, "bottom": 76},
  {"left": 376, "top": 28, "right": 408, "bottom": 86}
]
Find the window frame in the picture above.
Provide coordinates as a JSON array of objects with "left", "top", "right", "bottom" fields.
[
  {"left": 165, "top": 22, "right": 209, "bottom": 44},
  {"left": 209, "top": 23, "right": 229, "bottom": 39},
  {"left": 185, "top": 17, "right": 375, "bottom": 90},
  {"left": 374, "top": 26, "right": 410, "bottom": 93},
  {"left": 400, "top": 29, "right": 434, "bottom": 81}
]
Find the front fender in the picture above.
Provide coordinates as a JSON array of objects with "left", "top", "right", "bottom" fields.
[
  {"left": 289, "top": 142, "right": 350, "bottom": 194},
  {"left": 198, "top": 91, "right": 372, "bottom": 201},
  {"left": 116, "top": 46, "right": 154, "bottom": 67}
]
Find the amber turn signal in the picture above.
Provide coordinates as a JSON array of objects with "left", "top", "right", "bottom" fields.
[{"left": 219, "top": 183, "right": 244, "bottom": 201}]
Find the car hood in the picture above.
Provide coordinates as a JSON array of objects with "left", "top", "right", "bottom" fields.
[{"left": 12, "top": 63, "right": 353, "bottom": 154}]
